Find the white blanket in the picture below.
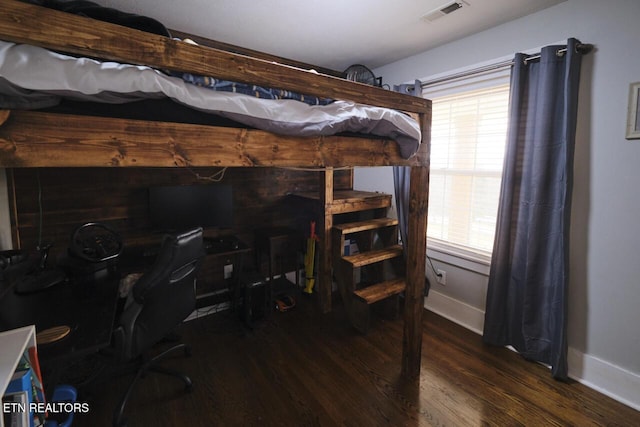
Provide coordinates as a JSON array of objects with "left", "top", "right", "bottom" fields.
[{"left": 0, "top": 40, "right": 421, "bottom": 158}]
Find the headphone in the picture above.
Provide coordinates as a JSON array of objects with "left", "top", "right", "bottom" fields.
[{"left": 0, "top": 250, "right": 28, "bottom": 270}]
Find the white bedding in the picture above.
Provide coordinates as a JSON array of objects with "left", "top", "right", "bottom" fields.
[{"left": 0, "top": 40, "right": 421, "bottom": 158}]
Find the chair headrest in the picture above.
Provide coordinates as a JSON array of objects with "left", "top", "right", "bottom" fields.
[
  {"left": 163, "top": 228, "right": 204, "bottom": 267},
  {"left": 131, "top": 227, "right": 204, "bottom": 303}
]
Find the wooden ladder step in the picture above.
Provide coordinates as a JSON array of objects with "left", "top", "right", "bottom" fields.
[
  {"left": 290, "top": 190, "right": 392, "bottom": 214},
  {"left": 333, "top": 218, "right": 398, "bottom": 235},
  {"left": 342, "top": 245, "right": 403, "bottom": 268},
  {"left": 329, "top": 190, "right": 392, "bottom": 214},
  {"left": 353, "top": 278, "right": 406, "bottom": 305}
]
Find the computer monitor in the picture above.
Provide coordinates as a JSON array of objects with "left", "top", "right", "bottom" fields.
[{"left": 148, "top": 184, "right": 233, "bottom": 231}]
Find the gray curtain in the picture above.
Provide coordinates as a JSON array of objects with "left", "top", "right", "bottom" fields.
[
  {"left": 393, "top": 166, "right": 410, "bottom": 251},
  {"left": 483, "top": 38, "right": 585, "bottom": 379}
]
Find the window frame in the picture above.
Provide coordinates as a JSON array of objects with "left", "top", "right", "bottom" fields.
[{"left": 422, "top": 67, "right": 511, "bottom": 263}]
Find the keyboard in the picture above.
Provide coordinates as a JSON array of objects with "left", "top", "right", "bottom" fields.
[{"left": 203, "top": 236, "right": 240, "bottom": 253}]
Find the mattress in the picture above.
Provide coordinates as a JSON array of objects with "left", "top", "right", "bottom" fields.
[{"left": 0, "top": 40, "right": 421, "bottom": 159}]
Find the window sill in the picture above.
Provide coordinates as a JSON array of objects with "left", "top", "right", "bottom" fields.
[{"left": 426, "top": 239, "right": 491, "bottom": 276}]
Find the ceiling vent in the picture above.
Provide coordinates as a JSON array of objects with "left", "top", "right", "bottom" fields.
[{"left": 421, "top": 1, "right": 469, "bottom": 22}]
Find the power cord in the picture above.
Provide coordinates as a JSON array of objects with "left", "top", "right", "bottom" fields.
[
  {"left": 427, "top": 254, "right": 443, "bottom": 279},
  {"left": 36, "top": 170, "right": 43, "bottom": 248},
  {"left": 186, "top": 166, "right": 228, "bottom": 182}
]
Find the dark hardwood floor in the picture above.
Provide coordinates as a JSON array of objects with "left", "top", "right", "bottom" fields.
[{"left": 71, "top": 297, "right": 639, "bottom": 426}]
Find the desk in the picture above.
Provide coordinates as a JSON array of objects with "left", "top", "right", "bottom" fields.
[
  {"left": 201, "top": 236, "right": 252, "bottom": 312},
  {"left": 0, "top": 267, "right": 120, "bottom": 377}
]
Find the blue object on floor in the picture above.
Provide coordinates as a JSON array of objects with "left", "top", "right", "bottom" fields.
[{"left": 45, "top": 385, "right": 78, "bottom": 427}]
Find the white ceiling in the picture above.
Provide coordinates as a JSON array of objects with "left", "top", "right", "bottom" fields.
[{"left": 100, "top": 0, "right": 566, "bottom": 72}]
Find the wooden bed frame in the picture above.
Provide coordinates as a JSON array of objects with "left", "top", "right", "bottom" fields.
[{"left": 0, "top": 0, "right": 431, "bottom": 377}]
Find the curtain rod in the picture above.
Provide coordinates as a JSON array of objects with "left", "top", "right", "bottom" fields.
[{"left": 420, "top": 43, "right": 593, "bottom": 88}]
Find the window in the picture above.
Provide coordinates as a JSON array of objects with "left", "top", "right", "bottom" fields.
[{"left": 423, "top": 79, "right": 510, "bottom": 260}]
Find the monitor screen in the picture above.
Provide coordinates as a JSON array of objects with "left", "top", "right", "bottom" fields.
[{"left": 148, "top": 184, "right": 233, "bottom": 231}]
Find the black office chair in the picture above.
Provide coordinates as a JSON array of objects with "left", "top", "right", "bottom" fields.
[{"left": 111, "top": 227, "right": 204, "bottom": 427}]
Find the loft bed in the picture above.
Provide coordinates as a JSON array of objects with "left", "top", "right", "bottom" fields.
[{"left": 0, "top": 0, "right": 431, "bottom": 377}]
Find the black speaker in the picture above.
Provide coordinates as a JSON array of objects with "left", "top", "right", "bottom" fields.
[{"left": 240, "top": 271, "right": 267, "bottom": 327}]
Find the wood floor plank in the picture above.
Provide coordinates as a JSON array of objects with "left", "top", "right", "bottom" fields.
[{"left": 68, "top": 298, "right": 639, "bottom": 426}]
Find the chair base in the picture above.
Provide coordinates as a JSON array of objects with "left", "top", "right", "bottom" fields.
[{"left": 113, "top": 343, "right": 192, "bottom": 427}]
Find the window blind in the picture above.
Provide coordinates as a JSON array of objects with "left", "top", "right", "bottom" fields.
[{"left": 425, "top": 84, "right": 510, "bottom": 258}]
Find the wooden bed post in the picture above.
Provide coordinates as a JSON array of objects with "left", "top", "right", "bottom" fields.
[
  {"left": 401, "top": 165, "right": 429, "bottom": 378},
  {"left": 401, "top": 104, "right": 431, "bottom": 378},
  {"left": 318, "top": 168, "right": 334, "bottom": 313}
]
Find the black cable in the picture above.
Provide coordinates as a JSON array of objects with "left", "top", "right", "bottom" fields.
[
  {"left": 36, "top": 170, "right": 43, "bottom": 249},
  {"left": 427, "top": 254, "right": 442, "bottom": 278}
]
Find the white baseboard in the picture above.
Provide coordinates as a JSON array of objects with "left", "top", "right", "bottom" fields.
[
  {"left": 424, "top": 290, "right": 485, "bottom": 335},
  {"left": 424, "top": 290, "right": 640, "bottom": 411},
  {"left": 567, "top": 347, "right": 640, "bottom": 411}
]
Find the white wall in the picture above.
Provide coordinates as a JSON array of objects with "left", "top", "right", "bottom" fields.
[
  {"left": 0, "top": 168, "right": 12, "bottom": 250},
  {"left": 356, "top": 0, "right": 640, "bottom": 410}
]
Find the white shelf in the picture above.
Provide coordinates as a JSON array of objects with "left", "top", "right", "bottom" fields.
[{"left": 0, "top": 325, "right": 36, "bottom": 427}]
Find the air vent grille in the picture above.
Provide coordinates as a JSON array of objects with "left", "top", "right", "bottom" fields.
[
  {"left": 421, "top": 1, "right": 469, "bottom": 22},
  {"left": 441, "top": 2, "right": 463, "bottom": 14}
]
